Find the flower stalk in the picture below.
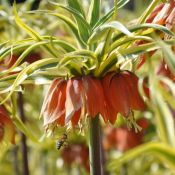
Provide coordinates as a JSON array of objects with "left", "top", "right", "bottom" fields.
[
  {"left": 89, "top": 116, "right": 104, "bottom": 175},
  {"left": 18, "top": 92, "right": 30, "bottom": 175}
]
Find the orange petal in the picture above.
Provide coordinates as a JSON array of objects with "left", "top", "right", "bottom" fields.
[
  {"left": 43, "top": 80, "right": 67, "bottom": 126},
  {"left": 0, "top": 107, "right": 15, "bottom": 144},
  {"left": 65, "top": 78, "right": 83, "bottom": 124},
  {"left": 146, "top": 3, "right": 164, "bottom": 23},
  {"left": 166, "top": 8, "right": 175, "bottom": 29},
  {"left": 82, "top": 76, "right": 107, "bottom": 118},
  {"left": 71, "top": 109, "right": 81, "bottom": 127},
  {"left": 56, "top": 113, "right": 65, "bottom": 126},
  {"left": 6, "top": 55, "right": 18, "bottom": 68},
  {"left": 103, "top": 72, "right": 130, "bottom": 117},
  {"left": 41, "top": 79, "right": 60, "bottom": 116},
  {"left": 102, "top": 73, "right": 118, "bottom": 123},
  {"left": 122, "top": 71, "right": 145, "bottom": 111}
]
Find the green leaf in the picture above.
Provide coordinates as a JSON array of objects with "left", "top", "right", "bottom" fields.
[
  {"left": 67, "top": 0, "right": 85, "bottom": 18},
  {"left": 158, "top": 41, "right": 175, "bottom": 74},
  {"left": 0, "top": 38, "right": 76, "bottom": 63},
  {"left": 117, "top": 0, "right": 130, "bottom": 9},
  {"left": 88, "top": 0, "right": 101, "bottom": 27},
  {"left": 60, "top": 50, "right": 98, "bottom": 68},
  {"left": 89, "top": 21, "right": 132, "bottom": 44},
  {"left": 13, "top": 3, "right": 57, "bottom": 57},
  {"left": 150, "top": 79, "right": 175, "bottom": 147},
  {"left": 108, "top": 142, "right": 175, "bottom": 171},
  {"left": 92, "top": 0, "right": 130, "bottom": 30},
  {"left": 50, "top": 2, "right": 90, "bottom": 44},
  {"left": 94, "top": 51, "right": 118, "bottom": 76},
  {"left": 13, "top": 116, "right": 38, "bottom": 143},
  {"left": 138, "top": 0, "right": 159, "bottom": 24},
  {"left": 93, "top": 7, "right": 114, "bottom": 30},
  {"left": 109, "top": 35, "right": 154, "bottom": 53},
  {"left": 47, "top": 12, "right": 86, "bottom": 47},
  {"left": 0, "top": 58, "right": 59, "bottom": 104},
  {"left": 113, "top": 23, "right": 174, "bottom": 41},
  {"left": 95, "top": 41, "right": 161, "bottom": 76}
]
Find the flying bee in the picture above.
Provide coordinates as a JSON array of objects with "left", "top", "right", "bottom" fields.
[{"left": 56, "top": 133, "right": 68, "bottom": 150}]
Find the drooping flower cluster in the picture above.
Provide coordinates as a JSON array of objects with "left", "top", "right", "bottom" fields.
[
  {"left": 103, "top": 118, "right": 149, "bottom": 151},
  {"left": 146, "top": 0, "right": 175, "bottom": 30},
  {"left": 156, "top": 60, "right": 175, "bottom": 81},
  {"left": 61, "top": 143, "right": 89, "bottom": 171},
  {"left": 137, "top": 0, "right": 175, "bottom": 69},
  {"left": 0, "top": 106, "right": 15, "bottom": 144},
  {"left": 41, "top": 71, "right": 145, "bottom": 128}
]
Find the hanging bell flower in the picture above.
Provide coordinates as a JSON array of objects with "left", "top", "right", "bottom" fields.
[
  {"left": 0, "top": 106, "right": 15, "bottom": 144},
  {"left": 41, "top": 71, "right": 145, "bottom": 129},
  {"left": 102, "top": 71, "right": 146, "bottom": 124}
]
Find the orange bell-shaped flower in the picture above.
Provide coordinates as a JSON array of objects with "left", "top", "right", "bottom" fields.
[
  {"left": 102, "top": 71, "right": 145, "bottom": 122},
  {"left": 41, "top": 76, "right": 108, "bottom": 127},
  {"left": 41, "top": 72, "right": 145, "bottom": 128},
  {"left": 0, "top": 106, "right": 15, "bottom": 144}
]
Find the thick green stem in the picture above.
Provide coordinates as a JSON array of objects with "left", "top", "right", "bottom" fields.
[{"left": 89, "top": 116, "right": 104, "bottom": 175}]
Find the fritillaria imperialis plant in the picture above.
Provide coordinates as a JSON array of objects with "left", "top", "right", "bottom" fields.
[{"left": 0, "top": 0, "right": 175, "bottom": 174}]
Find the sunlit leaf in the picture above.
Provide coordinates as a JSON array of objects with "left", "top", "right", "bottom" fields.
[
  {"left": 108, "top": 142, "right": 175, "bottom": 171},
  {"left": 67, "top": 0, "right": 86, "bottom": 18},
  {"left": 158, "top": 41, "right": 175, "bottom": 74},
  {"left": 88, "top": 0, "right": 101, "bottom": 27},
  {"left": 49, "top": 2, "right": 90, "bottom": 44},
  {"left": 150, "top": 78, "right": 175, "bottom": 147},
  {"left": 0, "top": 58, "right": 59, "bottom": 104},
  {"left": 13, "top": 3, "right": 57, "bottom": 57},
  {"left": 89, "top": 21, "right": 132, "bottom": 44},
  {"left": 113, "top": 23, "right": 174, "bottom": 41}
]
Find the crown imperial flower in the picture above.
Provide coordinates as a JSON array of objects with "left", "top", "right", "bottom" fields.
[{"left": 41, "top": 71, "right": 145, "bottom": 129}]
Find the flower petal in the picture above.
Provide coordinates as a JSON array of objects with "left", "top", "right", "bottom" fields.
[
  {"left": 0, "top": 106, "right": 15, "bottom": 144},
  {"left": 41, "top": 79, "right": 60, "bottom": 117},
  {"left": 71, "top": 109, "right": 81, "bottom": 127},
  {"left": 65, "top": 79, "right": 83, "bottom": 124},
  {"left": 122, "top": 71, "right": 145, "bottom": 111},
  {"left": 103, "top": 72, "right": 130, "bottom": 117},
  {"left": 102, "top": 73, "right": 118, "bottom": 123},
  {"left": 82, "top": 76, "right": 107, "bottom": 118},
  {"left": 43, "top": 80, "right": 67, "bottom": 126}
]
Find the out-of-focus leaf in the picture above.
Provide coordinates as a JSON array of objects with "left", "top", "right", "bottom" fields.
[
  {"left": 88, "top": 21, "right": 132, "bottom": 44},
  {"left": 95, "top": 41, "right": 160, "bottom": 76},
  {"left": 49, "top": 2, "right": 90, "bottom": 44},
  {"left": 108, "top": 142, "right": 175, "bottom": 171},
  {"left": 109, "top": 36, "right": 154, "bottom": 52},
  {"left": 117, "top": 0, "right": 130, "bottom": 9},
  {"left": 158, "top": 41, "right": 175, "bottom": 74},
  {"left": 150, "top": 79, "right": 175, "bottom": 147},
  {"left": 60, "top": 50, "right": 98, "bottom": 67},
  {"left": 46, "top": 12, "right": 86, "bottom": 47},
  {"left": 0, "top": 58, "right": 59, "bottom": 104},
  {"left": 160, "top": 77, "right": 175, "bottom": 97},
  {"left": 158, "top": 81, "right": 175, "bottom": 110},
  {"left": 13, "top": 4, "right": 57, "bottom": 57},
  {"left": 13, "top": 116, "right": 38, "bottom": 143},
  {"left": 93, "top": 0, "right": 130, "bottom": 30},
  {"left": 0, "top": 38, "right": 76, "bottom": 63},
  {"left": 113, "top": 23, "right": 174, "bottom": 41},
  {"left": 88, "top": 0, "right": 101, "bottom": 27},
  {"left": 93, "top": 7, "right": 114, "bottom": 30},
  {"left": 138, "top": 0, "right": 159, "bottom": 24},
  {"left": 67, "top": 0, "right": 85, "bottom": 18}
]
